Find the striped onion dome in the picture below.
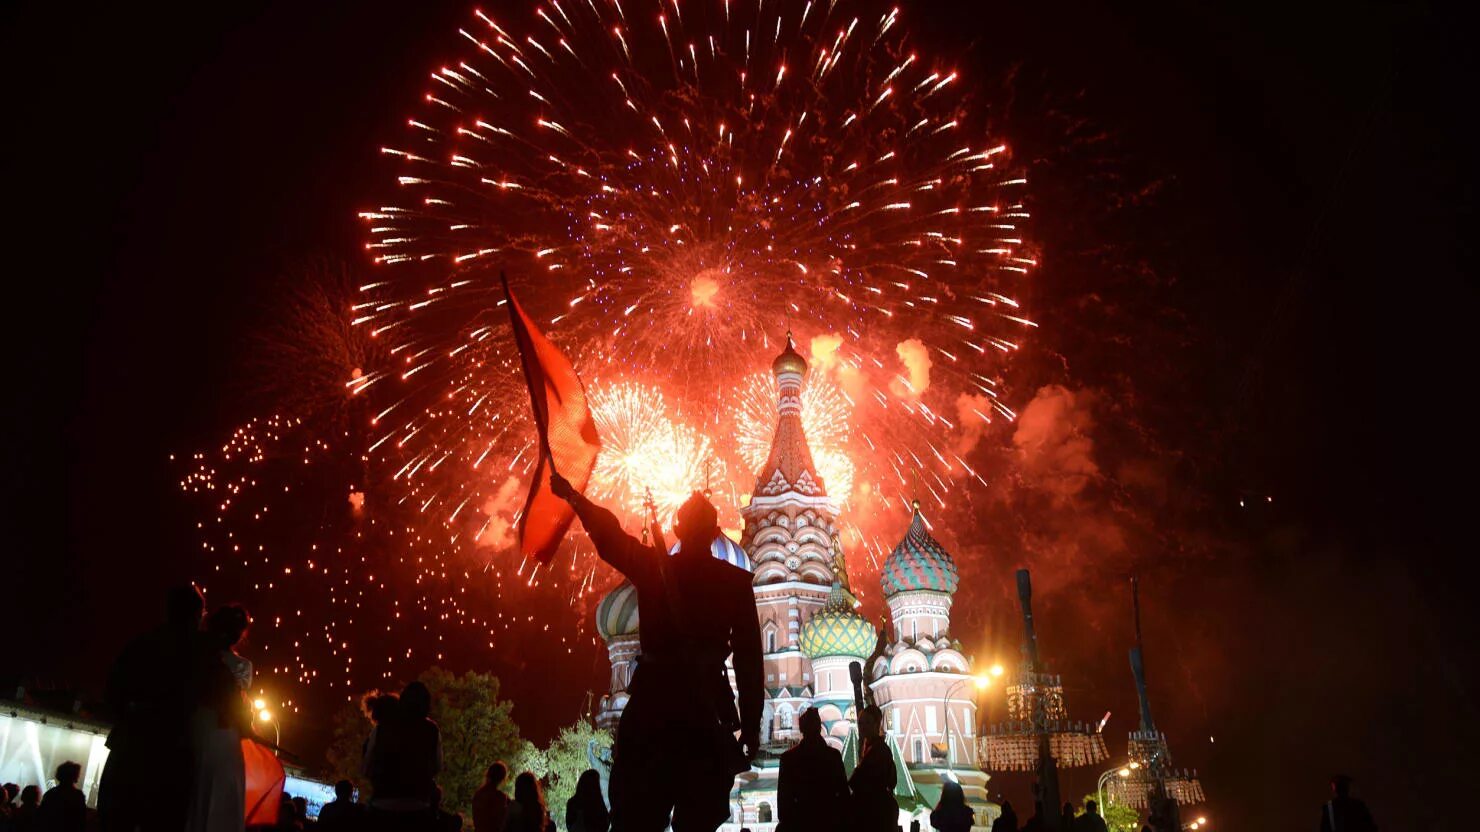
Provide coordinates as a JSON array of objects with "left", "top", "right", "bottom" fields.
[
  {"left": 881, "top": 501, "right": 959, "bottom": 598},
  {"left": 668, "top": 532, "right": 752, "bottom": 571},
  {"left": 595, "top": 581, "right": 639, "bottom": 642},
  {"left": 800, "top": 580, "right": 874, "bottom": 660}
]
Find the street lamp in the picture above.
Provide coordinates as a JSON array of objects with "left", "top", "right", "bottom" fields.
[
  {"left": 256, "top": 704, "right": 281, "bottom": 752},
  {"left": 1096, "top": 761, "right": 1140, "bottom": 810},
  {"left": 942, "top": 673, "right": 991, "bottom": 770}
]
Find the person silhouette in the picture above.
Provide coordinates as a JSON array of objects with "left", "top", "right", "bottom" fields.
[
  {"left": 1074, "top": 800, "right": 1108, "bottom": 832},
  {"left": 565, "top": 769, "right": 610, "bottom": 832},
  {"left": 99, "top": 584, "right": 206, "bottom": 832},
  {"left": 1320, "top": 775, "right": 1376, "bottom": 832},
  {"left": 551, "top": 475, "right": 763, "bottom": 832},
  {"left": 776, "top": 708, "right": 847, "bottom": 832},
  {"left": 928, "top": 780, "right": 973, "bottom": 832},
  {"left": 1062, "top": 802, "right": 1077, "bottom": 832},
  {"left": 472, "top": 762, "right": 512, "bottom": 832},
  {"left": 315, "top": 780, "right": 364, "bottom": 832},
  {"left": 990, "top": 801, "right": 1017, "bottom": 832},
  {"left": 507, "top": 773, "right": 554, "bottom": 832},
  {"left": 12, "top": 786, "right": 41, "bottom": 832},
  {"left": 846, "top": 705, "right": 898, "bottom": 832},
  {"left": 37, "top": 761, "right": 87, "bottom": 832},
  {"left": 366, "top": 681, "right": 441, "bottom": 820},
  {"left": 189, "top": 604, "right": 254, "bottom": 832}
]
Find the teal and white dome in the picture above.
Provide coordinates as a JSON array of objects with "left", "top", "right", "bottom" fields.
[
  {"left": 595, "top": 581, "right": 639, "bottom": 642},
  {"left": 881, "top": 502, "right": 959, "bottom": 597}
]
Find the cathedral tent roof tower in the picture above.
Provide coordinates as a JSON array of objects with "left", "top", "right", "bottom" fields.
[
  {"left": 752, "top": 334, "right": 827, "bottom": 500},
  {"left": 741, "top": 334, "right": 839, "bottom": 588}
]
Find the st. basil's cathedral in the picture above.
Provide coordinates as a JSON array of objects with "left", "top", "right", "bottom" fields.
[{"left": 592, "top": 339, "right": 999, "bottom": 830}]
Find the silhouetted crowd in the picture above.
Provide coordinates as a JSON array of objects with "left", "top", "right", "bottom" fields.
[
  {"left": 88, "top": 561, "right": 1379, "bottom": 832},
  {"left": 0, "top": 764, "right": 89, "bottom": 832}
]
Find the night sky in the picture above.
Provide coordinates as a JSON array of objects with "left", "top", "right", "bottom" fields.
[{"left": 3, "top": 0, "right": 1473, "bottom": 829}]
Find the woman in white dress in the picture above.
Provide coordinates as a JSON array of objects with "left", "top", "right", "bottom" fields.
[{"left": 188, "top": 605, "right": 253, "bottom": 832}]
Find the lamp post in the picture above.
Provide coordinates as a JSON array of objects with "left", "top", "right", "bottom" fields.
[
  {"left": 942, "top": 674, "right": 991, "bottom": 770},
  {"left": 1096, "top": 761, "right": 1140, "bottom": 810},
  {"left": 254, "top": 698, "right": 281, "bottom": 753}
]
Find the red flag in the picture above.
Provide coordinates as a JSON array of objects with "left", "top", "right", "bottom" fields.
[
  {"left": 242, "top": 738, "right": 285, "bottom": 825},
  {"left": 503, "top": 273, "right": 601, "bottom": 563}
]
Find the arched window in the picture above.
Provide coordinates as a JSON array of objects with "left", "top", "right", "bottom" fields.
[
  {"left": 758, "top": 802, "right": 774, "bottom": 823},
  {"left": 779, "top": 708, "right": 794, "bottom": 731},
  {"left": 766, "top": 629, "right": 778, "bottom": 653},
  {"left": 912, "top": 737, "right": 925, "bottom": 763}
]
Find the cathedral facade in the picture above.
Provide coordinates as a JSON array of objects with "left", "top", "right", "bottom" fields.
[{"left": 593, "top": 339, "right": 998, "bottom": 830}]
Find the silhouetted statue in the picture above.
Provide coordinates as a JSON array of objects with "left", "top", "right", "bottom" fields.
[
  {"left": 776, "top": 708, "right": 847, "bottom": 832},
  {"left": 316, "top": 780, "right": 365, "bottom": 832},
  {"left": 1319, "top": 775, "right": 1377, "bottom": 832},
  {"left": 99, "top": 584, "right": 206, "bottom": 832},
  {"left": 1074, "top": 801, "right": 1108, "bottom": 832},
  {"left": 553, "top": 476, "right": 763, "bottom": 832},
  {"left": 991, "top": 801, "right": 1018, "bottom": 832},
  {"left": 566, "top": 769, "right": 610, "bottom": 832},
  {"left": 472, "top": 762, "right": 512, "bottom": 832},
  {"left": 847, "top": 705, "right": 898, "bottom": 832},
  {"left": 37, "top": 761, "right": 87, "bottom": 832},
  {"left": 929, "top": 780, "right": 973, "bottom": 832}
]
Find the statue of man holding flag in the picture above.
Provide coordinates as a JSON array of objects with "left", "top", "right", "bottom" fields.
[
  {"left": 551, "top": 474, "right": 764, "bottom": 832},
  {"left": 501, "top": 273, "right": 762, "bottom": 832}
]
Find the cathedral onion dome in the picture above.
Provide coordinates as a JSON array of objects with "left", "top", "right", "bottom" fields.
[
  {"left": 595, "top": 581, "right": 639, "bottom": 642},
  {"left": 881, "top": 501, "right": 960, "bottom": 598},
  {"left": 668, "top": 532, "right": 752, "bottom": 571},
  {"left": 772, "top": 333, "right": 808, "bottom": 376},
  {"left": 800, "top": 580, "right": 874, "bottom": 660}
]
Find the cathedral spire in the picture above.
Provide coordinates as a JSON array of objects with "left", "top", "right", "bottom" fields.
[{"left": 752, "top": 333, "right": 826, "bottom": 499}]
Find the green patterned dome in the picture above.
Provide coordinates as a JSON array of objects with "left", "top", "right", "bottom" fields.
[
  {"left": 800, "top": 580, "right": 874, "bottom": 660},
  {"left": 881, "top": 502, "right": 959, "bottom": 597},
  {"left": 595, "top": 581, "right": 639, "bottom": 641}
]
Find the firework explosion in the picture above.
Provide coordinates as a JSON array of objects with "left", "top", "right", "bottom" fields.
[
  {"left": 182, "top": 0, "right": 1037, "bottom": 704},
  {"left": 357, "top": 0, "right": 1036, "bottom": 551}
]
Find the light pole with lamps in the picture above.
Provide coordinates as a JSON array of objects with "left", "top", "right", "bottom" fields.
[
  {"left": 941, "top": 673, "right": 992, "bottom": 771},
  {"left": 253, "top": 698, "right": 281, "bottom": 753},
  {"left": 1096, "top": 761, "right": 1140, "bottom": 810}
]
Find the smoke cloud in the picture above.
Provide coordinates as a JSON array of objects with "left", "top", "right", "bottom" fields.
[
  {"left": 808, "top": 333, "right": 844, "bottom": 372},
  {"left": 953, "top": 393, "right": 993, "bottom": 455},
  {"left": 476, "top": 475, "right": 525, "bottom": 550},
  {"left": 1012, "top": 384, "right": 1100, "bottom": 503},
  {"left": 889, "top": 338, "right": 932, "bottom": 398}
]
